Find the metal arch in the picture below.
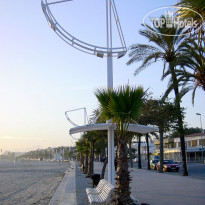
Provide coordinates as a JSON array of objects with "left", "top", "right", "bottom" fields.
[
  {"left": 65, "top": 107, "right": 89, "bottom": 127},
  {"left": 41, "top": 0, "right": 127, "bottom": 57}
]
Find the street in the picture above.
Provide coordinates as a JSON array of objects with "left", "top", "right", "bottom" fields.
[{"left": 132, "top": 160, "right": 205, "bottom": 180}]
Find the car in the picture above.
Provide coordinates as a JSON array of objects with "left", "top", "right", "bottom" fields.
[
  {"left": 150, "top": 159, "right": 159, "bottom": 170},
  {"left": 156, "top": 160, "right": 180, "bottom": 172}
]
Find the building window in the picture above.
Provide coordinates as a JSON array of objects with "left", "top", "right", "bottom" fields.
[{"left": 192, "top": 140, "right": 197, "bottom": 147}]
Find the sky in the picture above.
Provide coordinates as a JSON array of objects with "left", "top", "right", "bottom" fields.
[{"left": 0, "top": 0, "right": 204, "bottom": 152}]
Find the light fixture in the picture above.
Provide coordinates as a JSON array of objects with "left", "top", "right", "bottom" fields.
[
  {"left": 117, "top": 51, "right": 126, "bottom": 59},
  {"left": 96, "top": 52, "right": 104, "bottom": 58}
]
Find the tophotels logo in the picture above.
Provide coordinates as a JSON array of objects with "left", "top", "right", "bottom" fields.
[{"left": 143, "top": 6, "right": 204, "bottom": 36}]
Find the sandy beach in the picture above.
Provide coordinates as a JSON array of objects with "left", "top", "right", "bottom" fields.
[{"left": 0, "top": 159, "right": 69, "bottom": 205}]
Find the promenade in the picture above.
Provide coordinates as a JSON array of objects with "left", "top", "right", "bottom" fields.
[{"left": 52, "top": 161, "right": 205, "bottom": 205}]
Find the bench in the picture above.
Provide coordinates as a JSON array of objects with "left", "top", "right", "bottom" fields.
[
  {"left": 87, "top": 179, "right": 115, "bottom": 205},
  {"left": 86, "top": 179, "right": 107, "bottom": 195},
  {"left": 87, "top": 179, "right": 139, "bottom": 205}
]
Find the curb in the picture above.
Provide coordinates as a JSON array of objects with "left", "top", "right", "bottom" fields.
[{"left": 49, "top": 161, "right": 77, "bottom": 205}]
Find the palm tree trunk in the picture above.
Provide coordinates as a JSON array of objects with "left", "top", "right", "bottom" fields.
[
  {"left": 159, "top": 129, "right": 164, "bottom": 173},
  {"left": 92, "top": 141, "right": 95, "bottom": 174},
  {"left": 82, "top": 156, "right": 85, "bottom": 172},
  {"left": 129, "top": 140, "right": 133, "bottom": 168},
  {"left": 170, "top": 64, "right": 188, "bottom": 176},
  {"left": 116, "top": 137, "right": 132, "bottom": 204},
  {"left": 176, "top": 101, "right": 188, "bottom": 176},
  {"left": 87, "top": 143, "right": 93, "bottom": 177},
  {"left": 80, "top": 153, "right": 83, "bottom": 167},
  {"left": 84, "top": 151, "right": 89, "bottom": 174},
  {"left": 146, "top": 134, "right": 150, "bottom": 170},
  {"left": 138, "top": 136, "right": 142, "bottom": 169}
]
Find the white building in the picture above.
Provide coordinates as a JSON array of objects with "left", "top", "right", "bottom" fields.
[{"left": 154, "top": 133, "right": 205, "bottom": 163}]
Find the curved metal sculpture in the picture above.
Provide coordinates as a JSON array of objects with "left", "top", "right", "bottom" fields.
[
  {"left": 41, "top": 0, "right": 129, "bottom": 185},
  {"left": 41, "top": 0, "right": 127, "bottom": 57}
]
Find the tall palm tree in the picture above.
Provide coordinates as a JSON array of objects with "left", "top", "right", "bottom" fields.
[
  {"left": 168, "top": 39, "right": 205, "bottom": 104},
  {"left": 95, "top": 85, "right": 144, "bottom": 205},
  {"left": 145, "top": 134, "right": 151, "bottom": 170},
  {"left": 175, "top": 0, "right": 205, "bottom": 45},
  {"left": 137, "top": 134, "right": 142, "bottom": 169},
  {"left": 127, "top": 23, "right": 189, "bottom": 176}
]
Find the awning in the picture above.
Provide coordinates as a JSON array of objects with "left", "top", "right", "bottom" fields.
[{"left": 69, "top": 123, "right": 158, "bottom": 135}]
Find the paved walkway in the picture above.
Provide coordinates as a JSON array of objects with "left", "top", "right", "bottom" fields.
[
  {"left": 50, "top": 161, "right": 205, "bottom": 205},
  {"left": 49, "top": 161, "right": 77, "bottom": 205}
]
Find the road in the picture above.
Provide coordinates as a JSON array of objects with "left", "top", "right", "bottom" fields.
[{"left": 132, "top": 160, "right": 205, "bottom": 180}]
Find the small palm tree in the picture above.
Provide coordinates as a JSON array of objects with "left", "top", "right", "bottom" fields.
[
  {"left": 95, "top": 85, "right": 144, "bottom": 205},
  {"left": 76, "top": 138, "right": 89, "bottom": 170}
]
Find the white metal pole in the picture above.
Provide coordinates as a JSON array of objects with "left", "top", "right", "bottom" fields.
[
  {"left": 199, "top": 115, "right": 204, "bottom": 164},
  {"left": 197, "top": 113, "right": 204, "bottom": 164},
  {"left": 106, "top": 0, "right": 115, "bottom": 185}
]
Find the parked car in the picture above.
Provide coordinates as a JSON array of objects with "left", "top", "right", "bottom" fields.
[
  {"left": 156, "top": 160, "right": 180, "bottom": 172},
  {"left": 150, "top": 159, "right": 159, "bottom": 170}
]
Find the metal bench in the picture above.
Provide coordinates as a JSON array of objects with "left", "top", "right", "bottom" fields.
[
  {"left": 87, "top": 180, "right": 115, "bottom": 205},
  {"left": 86, "top": 179, "right": 107, "bottom": 195}
]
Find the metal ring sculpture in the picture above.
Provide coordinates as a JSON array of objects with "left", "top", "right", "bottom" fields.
[{"left": 41, "top": 0, "right": 127, "bottom": 57}]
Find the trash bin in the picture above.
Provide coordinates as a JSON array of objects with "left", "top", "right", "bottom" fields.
[{"left": 91, "top": 174, "right": 100, "bottom": 188}]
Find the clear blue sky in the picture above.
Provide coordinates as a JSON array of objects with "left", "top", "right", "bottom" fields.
[{"left": 0, "top": 0, "right": 204, "bottom": 152}]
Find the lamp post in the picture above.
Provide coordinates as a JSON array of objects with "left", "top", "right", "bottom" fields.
[{"left": 196, "top": 113, "right": 204, "bottom": 164}]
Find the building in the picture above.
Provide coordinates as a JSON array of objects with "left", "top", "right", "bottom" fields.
[
  {"left": 154, "top": 133, "right": 205, "bottom": 162},
  {"left": 132, "top": 136, "right": 156, "bottom": 160}
]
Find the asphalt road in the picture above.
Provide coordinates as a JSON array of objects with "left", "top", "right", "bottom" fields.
[{"left": 132, "top": 160, "right": 205, "bottom": 180}]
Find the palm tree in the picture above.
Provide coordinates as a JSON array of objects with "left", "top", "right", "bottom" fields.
[
  {"left": 127, "top": 132, "right": 135, "bottom": 168},
  {"left": 76, "top": 139, "right": 88, "bottom": 170},
  {"left": 145, "top": 134, "right": 151, "bottom": 170},
  {"left": 84, "top": 131, "right": 98, "bottom": 177},
  {"left": 95, "top": 85, "right": 144, "bottom": 205},
  {"left": 127, "top": 23, "right": 189, "bottom": 176},
  {"left": 137, "top": 134, "right": 142, "bottom": 169},
  {"left": 89, "top": 108, "right": 108, "bottom": 179},
  {"left": 175, "top": 0, "right": 205, "bottom": 45},
  {"left": 170, "top": 39, "right": 205, "bottom": 104}
]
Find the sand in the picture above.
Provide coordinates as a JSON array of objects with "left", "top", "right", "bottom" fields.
[{"left": 0, "top": 159, "right": 69, "bottom": 205}]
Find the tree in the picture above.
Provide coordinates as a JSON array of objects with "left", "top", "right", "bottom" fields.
[
  {"left": 171, "top": 126, "right": 201, "bottom": 138},
  {"left": 127, "top": 131, "right": 135, "bottom": 168},
  {"left": 138, "top": 98, "right": 180, "bottom": 172},
  {"left": 84, "top": 131, "right": 98, "bottom": 177},
  {"left": 175, "top": 0, "right": 205, "bottom": 45},
  {"left": 145, "top": 134, "right": 151, "bottom": 170},
  {"left": 137, "top": 134, "right": 142, "bottom": 169},
  {"left": 171, "top": 39, "right": 205, "bottom": 104},
  {"left": 89, "top": 108, "right": 108, "bottom": 179},
  {"left": 127, "top": 22, "right": 189, "bottom": 176},
  {"left": 76, "top": 139, "right": 88, "bottom": 170},
  {"left": 95, "top": 85, "right": 144, "bottom": 204}
]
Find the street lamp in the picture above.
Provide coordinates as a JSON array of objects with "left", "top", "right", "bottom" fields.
[{"left": 196, "top": 113, "right": 204, "bottom": 164}]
